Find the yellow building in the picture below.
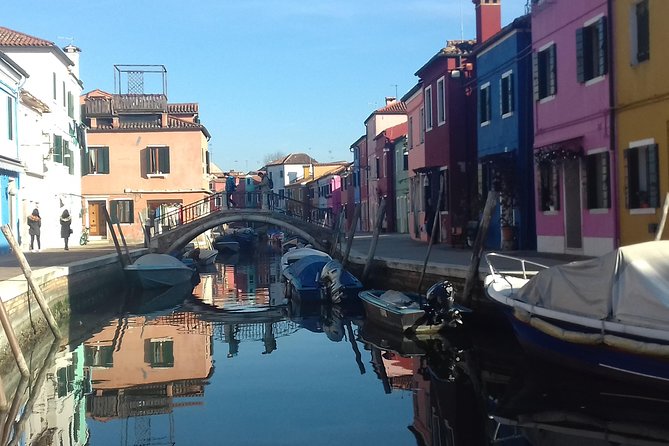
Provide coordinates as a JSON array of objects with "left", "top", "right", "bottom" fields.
[{"left": 615, "top": 0, "right": 669, "bottom": 244}]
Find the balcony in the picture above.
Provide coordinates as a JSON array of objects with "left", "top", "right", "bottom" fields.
[{"left": 112, "top": 94, "right": 168, "bottom": 114}]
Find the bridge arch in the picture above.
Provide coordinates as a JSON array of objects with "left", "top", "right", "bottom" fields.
[{"left": 152, "top": 211, "right": 333, "bottom": 254}]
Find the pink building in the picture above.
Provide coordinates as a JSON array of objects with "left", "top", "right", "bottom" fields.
[{"left": 531, "top": 0, "right": 614, "bottom": 255}]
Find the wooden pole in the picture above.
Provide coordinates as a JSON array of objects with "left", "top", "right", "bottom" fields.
[
  {"left": 330, "top": 210, "right": 346, "bottom": 256},
  {"left": 362, "top": 198, "right": 387, "bottom": 283},
  {"left": 341, "top": 204, "right": 361, "bottom": 268},
  {"left": 655, "top": 192, "right": 669, "bottom": 241},
  {"left": 417, "top": 175, "right": 445, "bottom": 293},
  {"left": 462, "top": 190, "right": 498, "bottom": 305},
  {"left": 0, "top": 225, "right": 61, "bottom": 340},
  {"left": 102, "top": 207, "right": 127, "bottom": 268},
  {"left": 115, "top": 221, "right": 131, "bottom": 264}
]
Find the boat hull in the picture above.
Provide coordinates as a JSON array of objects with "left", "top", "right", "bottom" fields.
[{"left": 359, "top": 290, "right": 426, "bottom": 333}]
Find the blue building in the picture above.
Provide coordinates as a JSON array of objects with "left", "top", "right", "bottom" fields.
[
  {"left": 0, "top": 51, "right": 26, "bottom": 253},
  {"left": 475, "top": 15, "right": 535, "bottom": 250}
]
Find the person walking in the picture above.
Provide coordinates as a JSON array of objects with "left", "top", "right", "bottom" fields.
[
  {"left": 225, "top": 175, "right": 237, "bottom": 209},
  {"left": 60, "top": 209, "right": 72, "bottom": 250},
  {"left": 27, "top": 208, "right": 41, "bottom": 252}
]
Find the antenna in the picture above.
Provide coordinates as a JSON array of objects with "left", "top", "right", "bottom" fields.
[
  {"left": 390, "top": 84, "right": 398, "bottom": 99},
  {"left": 58, "top": 36, "right": 74, "bottom": 45},
  {"left": 459, "top": 0, "right": 464, "bottom": 40}
]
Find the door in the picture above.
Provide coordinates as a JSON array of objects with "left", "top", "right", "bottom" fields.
[
  {"left": 89, "top": 201, "right": 107, "bottom": 237},
  {"left": 563, "top": 159, "right": 582, "bottom": 250}
]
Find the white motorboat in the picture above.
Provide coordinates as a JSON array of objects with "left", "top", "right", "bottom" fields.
[{"left": 125, "top": 253, "right": 197, "bottom": 289}]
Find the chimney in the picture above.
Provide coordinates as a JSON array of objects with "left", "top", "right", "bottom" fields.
[
  {"left": 63, "top": 44, "right": 81, "bottom": 79},
  {"left": 473, "top": 0, "right": 501, "bottom": 44},
  {"left": 385, "top": 97, "right": 396, "bottom": 105}
]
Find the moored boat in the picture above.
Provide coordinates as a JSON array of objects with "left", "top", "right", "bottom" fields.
[
  {"left": 484, "top": 240, "right": 669, "bottom": 384},
  {"left": 358, "top": 281, "right": 469, "bottom": 334},
  {"left": 125, "top": 253, "right": 198, "bottom": 290},
  {"left": 280, "top": 246, "right": 331, "bottom": 276}
]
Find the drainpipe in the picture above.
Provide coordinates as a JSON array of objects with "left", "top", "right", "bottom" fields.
[{"left": 607, "top": 0, "right": 619, "bottom": 247}]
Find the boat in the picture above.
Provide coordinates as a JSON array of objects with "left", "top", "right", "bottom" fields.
[
  {"left": 483, "top": 240, "right": 669, "bottom": 384},
  {"left": 213, "top": 237, "right": 240, "bottom": 254},
  {"left": 282, "top": 255, "right": 331, "bottom": 302},
  {"left": 358, "top": 280, "right": 469, "bottom": 334},
  {"left": 280, "top": 246, "right": 331, "bottom": 276},
  {"left": 125, "top": 253, "right": 199, "bottom": 289},
  {"left": 319, "top": 259, "right": 363, "bottom": 303},
  {"left": 183, "top": 247, "right": 219, "bottom": 266}
]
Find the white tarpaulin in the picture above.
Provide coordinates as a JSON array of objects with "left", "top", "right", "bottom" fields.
[{"left": 517, "top": 241, "right": 669, "bottom": 330}]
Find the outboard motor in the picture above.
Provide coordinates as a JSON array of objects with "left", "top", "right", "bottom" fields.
[
  {"left": 425, "top": 280, "right": 464, "bottom": 327},
  {"left": 320, "top": 259, "right": 345, "bottom": 303}
]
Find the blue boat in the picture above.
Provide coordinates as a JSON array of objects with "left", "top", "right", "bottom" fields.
[
  {"left": 484, "top": 241, "right": 669, "bottom": 385},
  {"left": 282, "top": 255, "right": 331, "bottom": 302}
]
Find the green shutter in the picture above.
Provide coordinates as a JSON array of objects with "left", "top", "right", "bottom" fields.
[
  {"left": 53, "top": 135, "right": 63, "bottom": 163},
  {"left": 68, "top": 149, "right": 74, "bottom": 175},
  {"left": 598, "top": 16, "right": 608, "bottom": 77},
  {"left": 575, "top": 27, "right": 585, "bottom": 83},
  {"left": 648, "top": 144, "right": 659, "bottom": 207},
  {"left": 532, "top": 52, "right": 539, "bottom": 101},
  {"left": 145, "top": 148, "right": 152, "bottom": 174},
  {"left": 128, "top": 201, "right": 135, "bottom": 223},
  {"left": 159, "top": 147, "right": 170, "bottom": 173},
  {"left": 109, "top": 201, "right": 118, "bottom": 224},
  {"left": 548, "top": 44, "right": 557, "bottom": 96},
  {"left": 81, "top": 148, "right": 89, "bottom": 176},
  {"left": 100, "top": 147, "right": 110, "bottom": 174}
]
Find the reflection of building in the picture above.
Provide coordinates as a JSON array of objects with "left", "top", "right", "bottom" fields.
[
  {"left": 84, "top": 313, "right": 213, "bottom": 421},
  {"left": 23, "top": 345, "right": 90, "bottom": 445}
]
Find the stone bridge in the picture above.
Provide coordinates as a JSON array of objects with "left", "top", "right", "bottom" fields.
[{"left": 149, "top": 208, "right": 336, "bottom": 253}]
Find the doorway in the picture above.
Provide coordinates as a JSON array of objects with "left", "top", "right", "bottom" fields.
[
  {"left": 88, "top": 201, "right": 107, "bottom": 237},
  {"left": 563, "top": 159, "right": 582, "bottom": 250}
]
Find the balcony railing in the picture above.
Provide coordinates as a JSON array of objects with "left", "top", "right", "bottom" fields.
[{"left": 112, "top": 94, "right": 168, "bottom": 114}]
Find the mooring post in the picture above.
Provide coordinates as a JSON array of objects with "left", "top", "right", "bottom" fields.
[
  {"left": 341, "top": 204, "right": 361, "bottom": 268},
  {"left": 115, "top": 221, "right": 132, "bottom": 264},
  {"left": 417, "top": 177, "right": 445, "bottom": 293},
  {"left": 0, "top": 225, "right": 61, "bottom": 340},
  {"left": 103, "top": 207, "right": 127, "bottom": 268},
  {"left": 655, "top": 192, "right": 669, "bottom": 241},
  {"left": 330, "top": 211, "right": 346, "bottom": 256},
  {"left": 362, "top": 198, "right": 386, "bottom": 283},
  {"left": 462, "top": 190, "right": 498, "bottom": 305}
]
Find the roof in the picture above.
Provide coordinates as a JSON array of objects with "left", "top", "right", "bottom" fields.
[
  {"left": 400, "top": 82, "right": 422, "bottom": 103},
  {"left": 384, "top": 122, "right": 408, "bottom": 142},
  {"left": 364, "top": 100, "right": 407, "bottom": 124},
  {"left": 0, "top": 27, "right": 54, "bottom": 47},
  {"left": 415, "top": 40, "right": 476, "bottom": 77},
  {"left": 0, "top": 50, "right": 28, "bottom": 78},
  {"left": 266, "top": 153, "right": 318, "bottom": 166},
  {"left": 168, "top": 103, "right": 198, "bottom": 114}
]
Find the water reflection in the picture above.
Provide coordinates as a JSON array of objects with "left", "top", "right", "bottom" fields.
[{"left": 5, "top": 243, "right": 669, "bottom": 445}]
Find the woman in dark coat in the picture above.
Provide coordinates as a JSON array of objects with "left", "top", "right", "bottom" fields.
[
  {"left": 27, "top": 208, "right": 41, "bottom": 252},
  {"left": 60, "top": 210, "right": 72, "bottom": 250}
]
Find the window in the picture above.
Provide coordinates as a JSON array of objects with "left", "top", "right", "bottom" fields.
[
  {"left": 145, "top": 338, "right": 174, "bottom": 368},
  {"left": 626, "top": 143, "right": 658, "bottom": 208},
  {"left": 585, "top": 151, "right": 610, "bottom": 209},
  {"left": 577, "top": 17, "right": 608, "bottom": 83},
  {"left": 437, "top": 77, "right": 446, "bottom": 125},
  {"left": 424, "top": 86, "right": 433, "bottom": 131},
  {"left": 419, "top": 107, "right": 425, "bottom": 143},
  {"left": 534, "top": 44, "right": 557, "bottom": 100},
  {"left": 146, "top": 146, "right": 170, "bottom": 175},
  {"left": 375, "top": 157, "right": 380, "bottom": 179},
  {"left": 501, "top": 72, "right": 514, "bottom": 116},
  {"left": 67, "top": 91, "right": 74, "bottom": 118},
  {"left": 52, "top": 73, "right": 57, "bottom": 100},
  {"left": 480, "top": 83, "right": 491, "bottom": 125},
  {"left": 85, "top": 146, "right": 110, "bottom": 174},
  {"left": 539, "top": 162, "right": 560, "bottom": 211},
  {"left": 403, "top": 149, "right": 408, "bottom": 171},
  {"left": 408, "top": 116, "right": 414, "bottom": 149},
  {"left": 63, "top": 140, "right": 74, "bottom": 174},
  {"left": 633, "top": 0, "right": 649, "bottom": 63},
  {"left": 110, "top": 199, "right": 134, "bottom": 224},
  {"left": 53, "top": 135, "right": 63, "bottom": 163},
  {"left": 62, "top": 81, "right": 66, "bottom": 107},
  {"left": 7, "top": 97, "right": 13, "bottom": 140}
]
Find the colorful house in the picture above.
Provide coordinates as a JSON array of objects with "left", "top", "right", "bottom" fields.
[
  {"left": 371, "top": 122, "right": 407, "bottom": 232},
  {"left": 349, "top": 135, "right": 366, "bottom": 230},
  {"left": 531, "top": 0, "right": 615, "bottom": 256},
  {"left": 393, "top": 131, "right": 410, "bottom": 234},
  {"left": 475, "top": 15, "right": 535, "bottom": 250},
  {"left": 363, "top": 98, "right": 407, "bottom": 232},
  {"left": 81, "top": 65, "right": 211, "bottom": 243},
  {"left": 402, "top": 82, "right": 426, "bottom": 240},
  {"left": 614, "top": 0, "right": 669, "bottom": 245}
]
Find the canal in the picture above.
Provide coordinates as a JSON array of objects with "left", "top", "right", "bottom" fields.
[{"left": 7, "top": 241, "right": 669, "bottom": 445}]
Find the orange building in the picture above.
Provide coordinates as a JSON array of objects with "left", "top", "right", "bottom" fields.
[{"left": 80, "top": 74, "right": 211, "bottom": 243}]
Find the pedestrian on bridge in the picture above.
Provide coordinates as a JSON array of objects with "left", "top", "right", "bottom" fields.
[{"left": 225, "top": 175, "right": 237, "bottom": 209}]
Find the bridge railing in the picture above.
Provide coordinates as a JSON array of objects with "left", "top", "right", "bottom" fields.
[{"left": 155, "top": 190, "right": 337, "bottom": 233}]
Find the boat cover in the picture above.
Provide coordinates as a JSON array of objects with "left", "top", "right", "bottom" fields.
[
  {"left": 287, "top": 255, "right": 330, "bottom": 288},
  {"left": 517, "top": 241, "right": 669, "bottom": 329},
  {"left": 129, "top": 253, "right": 192, "bottom": 270}
]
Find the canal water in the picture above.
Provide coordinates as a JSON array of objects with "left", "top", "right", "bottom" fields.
[{"left": 8, "top": 242, "right": 669, "bottom": 445}]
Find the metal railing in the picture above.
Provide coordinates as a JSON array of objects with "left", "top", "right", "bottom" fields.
[{"left": 155, "top": 191, "right": 337, "bottom": 233}]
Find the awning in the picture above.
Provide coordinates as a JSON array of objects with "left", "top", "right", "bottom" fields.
[{"left": 0, "top": 155, "right": 24, "bottom": 173}]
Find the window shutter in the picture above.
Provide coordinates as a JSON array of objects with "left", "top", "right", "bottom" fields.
[
  {"left": 508, "top": 74, "right": 514, "bottom": 112},
  {"left": 648, "top": 144, "right": 659, "bottom": 207},
  {"left": 576, "top": 27, "right": 585, "bottom": 83},
  {"left": 598, "top": 16, "right": 608, "bottom": 76},
  {"left": 159, "top": 147, "right": 170, "bottom": 173},
  {"left": 624, "top": 148, "right": 636, "bottom": 208},
  {"left": 127, "top": 201, "right": 135, "bottom": 223},
  {"left": 548, "top": 44, "right": 557, "bottom": 95},
  {"left": 53, "top": 135, "right": 63, "bottom": 163},
  {"left": 145, "top": 148, "right": 152, "bottom": 174},
  {"left": 81, "top": 148, "right": 89, "bottom": 176},
  {"left": 63, "top": 140, "right": 69, "bottom": 166},
  {"left": 100, "top": 147, "right": 110, "bottom": 174},
  {"left": 68, "top": 149, "right": 74, "bottom": 175},
  {"left": 532, "top": 52, "right": 539, "bottom": 101},
  {"left": 109, "top": 201, "right": 119, "bottom": 224}
]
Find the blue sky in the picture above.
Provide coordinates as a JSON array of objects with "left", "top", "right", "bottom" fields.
[{"left": 7, "top": 0, "right": 528, "bottom": 171}]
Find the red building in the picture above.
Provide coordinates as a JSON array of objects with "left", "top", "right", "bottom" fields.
[{"left": 371, "top": 122, "right": 407, "bottom": 232}]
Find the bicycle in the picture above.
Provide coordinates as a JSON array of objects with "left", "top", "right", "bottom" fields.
[{"left": 79, "top": 227, "right": 90, "bottom": 246}]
